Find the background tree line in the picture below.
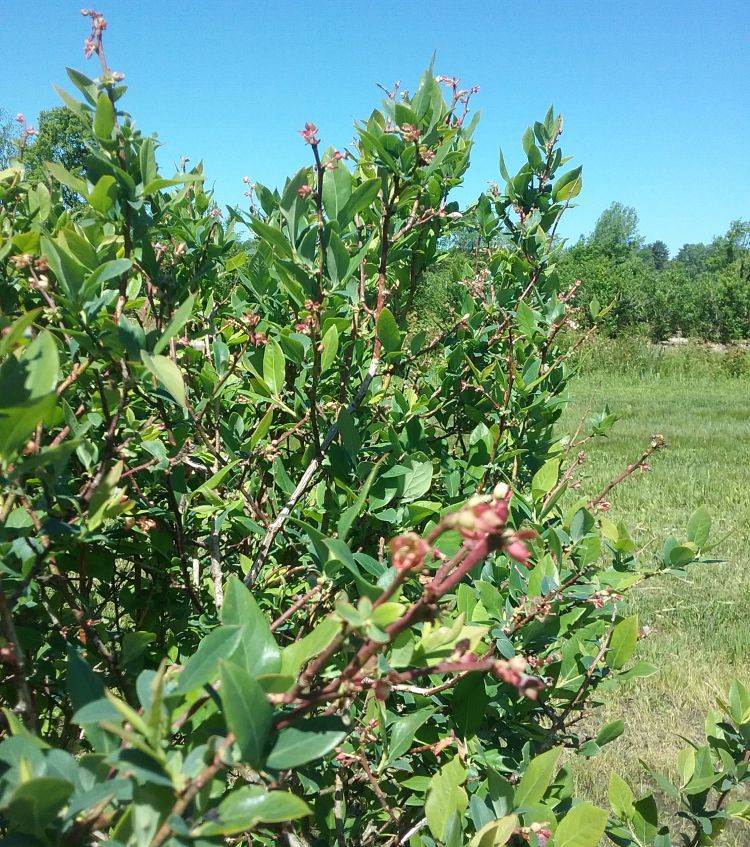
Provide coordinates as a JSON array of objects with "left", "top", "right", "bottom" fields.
[
  {"left": 415, "top": 200, "right": 750, "bottom": 344},
  {"left": 4, "top": 106, "right": 748, "bottom": 343}
]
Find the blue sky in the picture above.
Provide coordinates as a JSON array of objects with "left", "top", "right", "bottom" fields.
[{"left": 2, "top": 0, "right": 748, "bottom": 253}]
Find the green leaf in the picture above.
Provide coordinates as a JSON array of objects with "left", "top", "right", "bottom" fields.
[
  {"left": 263, "top": 337, "right": 285, "bottom": 396},
  {"left": 0, "top": 395, "right": 57, "bottom": 461},
  {"left": 4, "top": 777, "right": 73, "bottom": 835},
  {"left": 728, "top": 679, "right": 750, "bottom": 725},
  {"left": 93, "top": 91, "right": 116, "bottom": 141},
  {"left": 250, "top": 219, "right": 293, "bottom": 258},
  {"left": 608, "top": 772, "right": 634, "bottom": 821},
  {"left": 222, "top": 577, "right": 281, "bottom": 677},
  {"left": 193, "top": 786, "right": 311, "bottom": 837},
  {"left": 174, "top": 626, "right": 243, "bottom": 694},
  {"left": 376, "top": 307, "right": 402, "bottom": 353},
  {"left": 608, "top": 615, "right": 638, "bottom": 670},
  {"left": 336, "top": 456, "right": 385, "bottom": 541},
  {"left": 515, "top": 300, "right": 538, "bottom": 339},
  {"left": 87, "top": 175, "right": 118, "bottom": 214},
  {"left": 45, "top": 160, "right": 87, "bottom": 196},
  {"left": 686, "top": 507, "right": 711, "bottom": 548},
  {"left": 338, "top": 177, "right": 380, "bottom": 226},
  {"left": 453, "top": 673, "right": 488, "bottom": 739},
  {"left": 248, "top": 407, "right": 273, "bottom": 449},
  {"left": 140, "top": 351, "right": 186, "bottom": 407},
  {"left": 280, "top": 615, "right": 341, "bottom": 678},
  {"left": 322, "top": 161, "right": 352, "bottom": 221},
  {"left": 552, "top": 166, "right": 583, "bottom": 202},
  {"left": 468, "top": 816, "right": 517, "bottom": 847},
  {"left": 553, "top": 802, "right": 608, "bottom": 847},
  {"left": 617, "top": 660, "right": 658, "bottom": 682},
  {"left": 515, "top": 747, "right": 562, "bottom": 808},
  {"left": 320, "top": 324, "right": 339, "bottom": 373},
  {"left": 677, "top": 747, "right": 696, "bottom": 787},
  {"left": 153, "top": 293, "right": 196, "bottom": 355},
  {"left": 266, "top": 716, "right": 348, "bottom": 770},
  {"left": 532, "top": 458, "right": 559, "bottom": 502},
  {"left": 220, "top": 660, "right": 272, "bottom": 768},
  {"left": 388, "top": 708, "right": 434, "bottom": 762},
  {"left": 595, "top": 719, "right": 625, "bottom": 747},
  {"left": 425, "top": 756, "right": 467, "bottom": 840},
  {"left": 141, "top": 175, "right": 202, "bottom": 196},
  {"left": 0, "top": 308, "right": 42, "bottom": 358},
  {"left": 631, "top": 795, "right": 659, "bottom": 844},
  {"left": 727, "top": 800, "right": 750, "bottom": 823},
  {"left": 88, "top": 459, "right": 125, "bottom": 530}
]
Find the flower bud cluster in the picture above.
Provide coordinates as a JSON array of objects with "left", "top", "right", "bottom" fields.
[
  {"left": 389, "top": 532, "right": 430, "bottom": 572},
  {"left": 299, "top": 122, "right": 320, "bottom": 145},
  {"left": 493, "top": 655, "right": 545, "bottom": 700},
  {"left": 80, "top": 9, "right": 106, "bottom": 58}
]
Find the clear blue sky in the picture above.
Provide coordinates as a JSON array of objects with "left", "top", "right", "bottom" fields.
[{"left": 3, "top": 0, "right": 748, "bottom": 253}]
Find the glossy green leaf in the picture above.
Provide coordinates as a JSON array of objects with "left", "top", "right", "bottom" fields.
[
  {"left": 468, "top": 815, "right": 517, "bottom": 847},
  {"left": 265, "top": 716, "right": 348, "bottom": 770},
  {"left": 425, "top": 756, "right": 467, "bottom": 840},
  {"left": 608, "top": 615, "right": 638, "bottom": 670},
  {"left": 152, "top": 293, "right": 196, "bottom": 355},
  {"left": 4, "top": 777, "right": 73, "bottom": 834},
  {"left": 140, "top": 351, "right": 186, "bottom": 407},
  {"left": 376, "top": 307, "right": 401, "bottom": 353},
  {"left": 728, "top": 679, "right": 750, "bottom": 725},
  {"left": 222, "top": 577, "right": 281, "bottom": 677},
  {"left": 388, "top": 708, "right": 434, "bottom": 762},
  {"left": 338, "top": 177, "right": 380, "bottom": 226},
  {"left": 553, "top": 802, "right": 608, "bottom": 847},
  {"left": 280, "top": 615, "right": 341, "bottom": 678},
  {"left": 93, "top": 91, "right": 115, "bottom": 141},
  {"left": 515, "top": 747, "right": 562, "bottom": 808},
  {"left": 320, "top": 323, "right": 339, "bottom": 373},
  {"left": 193, "top": 785, "right": 310, "bottom": 837},
  {"left": 686, "top": 507, "right": 711, "bottom": 548},
  {"left": 552, "top": 166, "right": 583, "bottom": 202},
  {"left": 608, "top": 772, "right": 634, "bottom": 821},
  {"left": 263, "top": 337, "right": 285, "bottom": 396},
  {"left": 88, "top": 175, "right": 118, "bottom": 214},
  {"left": 174, "top": 626, "right": 243, "bottom": 694},
  {"left": 220, "top": 660, "right": 272, "bottom": 767}
]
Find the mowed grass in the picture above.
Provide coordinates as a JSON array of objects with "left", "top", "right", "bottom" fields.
[{"left": 560, "top": 358, "right": 750, "bottom": 838}]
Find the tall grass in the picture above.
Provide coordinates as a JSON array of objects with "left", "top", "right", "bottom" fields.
[
  {"left": 569, "top": 331, "right": 750, "bottom": 381},
  {"left": 561, "top": 345, "right": 750, "bottom": 843}
]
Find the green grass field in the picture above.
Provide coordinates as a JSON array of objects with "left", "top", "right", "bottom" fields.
[{"left": 561, "top": 353, "right": 750, "bottom": 840}]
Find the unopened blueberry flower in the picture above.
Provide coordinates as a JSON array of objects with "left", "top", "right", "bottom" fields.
[
  {"left": 299, "top": 122, "right": 319, "bottom": 145},
  {"left": 389, "top": 532, "right": 429, "bottom": 571}
]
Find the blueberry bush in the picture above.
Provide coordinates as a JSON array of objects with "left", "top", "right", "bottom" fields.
[{"left": 0, "top": 12, "right": 747, "bottom": 847}]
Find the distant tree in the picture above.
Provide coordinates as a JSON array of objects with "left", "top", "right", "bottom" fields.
[
  {"left": 648, "top": 239, "right": 670, "bottom": 269},
  {"left": 24, "top": 106, "right": 92, "bottom": 204},
  {"left": 710, "top": 219, "right": 750, "bottom": 273},
  {"left": 0, "top": 107, "right": 20, "bottom": 168},
  {"left": 589, "top": 201, "right": 642, "bottom": 258},
  {"left": 675, "top": 241, "right": 712, "bottom": 275}
]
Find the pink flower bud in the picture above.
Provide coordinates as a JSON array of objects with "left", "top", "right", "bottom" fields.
[
  {"left": 389, "top": 532, "right": 429, "bottom": 571},
  {"left": 14, "top": 113, "right": 24, "bottom": 124},
  {"left": 297, "top": 184, "right": 313, "bottom": 198},
  {"left": 299, "top": 122, "right": 320, "bottom": 145}
]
